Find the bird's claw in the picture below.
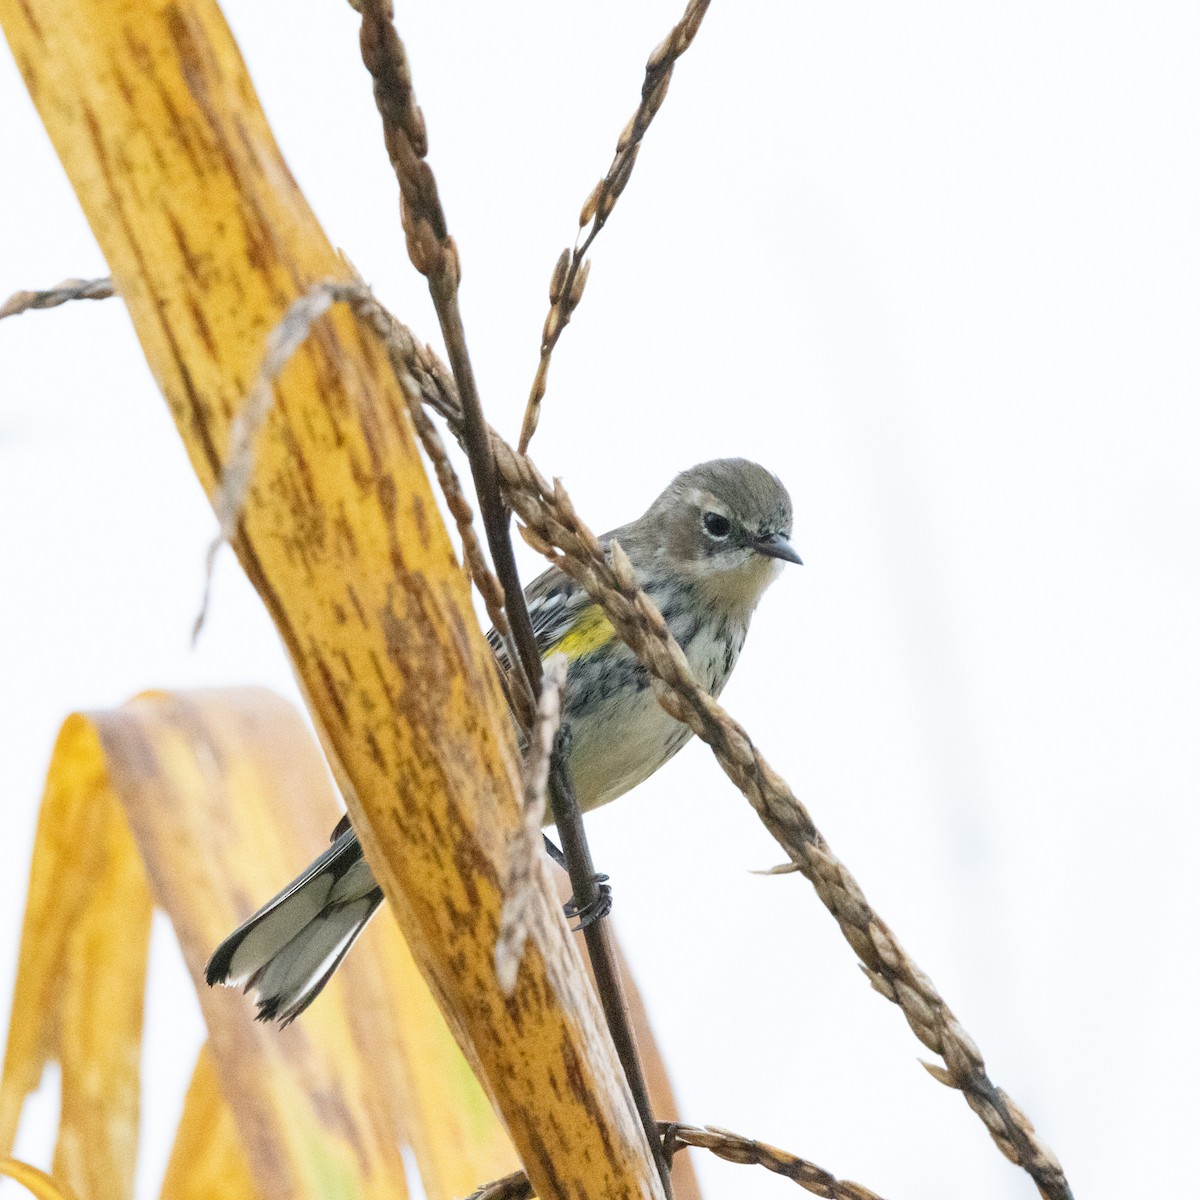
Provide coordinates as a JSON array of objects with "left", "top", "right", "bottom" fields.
[{"left": 563, "top": 874, "right": 612, "bottom": 931}]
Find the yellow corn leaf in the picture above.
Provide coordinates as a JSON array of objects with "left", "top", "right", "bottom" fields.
[
  {"left": 0, "top": 0, "right": 663, "bottom": 1195},
  {"left": 1, "top": 689, "right": 519, "bottom": 1200},
  {"left": 0, "top": 716, "right": 152, "bottom": 1200},
  {"left": 103, "top": 688, "right": 517, "bottom": 1200},
  {"left": 363, "top": 928, "right": 519, "bottom": 1193},
  {"left": 0, "top": 1159, "right": 80, "bottom": 1200},
  {"left": 159, "top": 1045, "right": 254, "bottom": 1200},
  {"left": 98, "top": 687, "right": 405, "bottom": 1200}
]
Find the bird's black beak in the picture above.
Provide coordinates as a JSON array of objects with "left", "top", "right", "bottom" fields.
[{"left": 753, "top": 532, "right": 803, "bottom": 565}]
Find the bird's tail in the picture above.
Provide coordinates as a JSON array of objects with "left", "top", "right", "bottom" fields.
[{"left": 205, "top": 829, "right": 383, "bottom": 1025}]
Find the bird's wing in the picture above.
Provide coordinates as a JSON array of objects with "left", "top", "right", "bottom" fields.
[{"left": 485, "top": 555, "right": 607, "bottom": 670}]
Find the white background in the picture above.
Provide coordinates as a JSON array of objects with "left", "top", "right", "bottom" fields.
[{"left": 2, "top": 3, "right": 1198, "bottom": 1198}]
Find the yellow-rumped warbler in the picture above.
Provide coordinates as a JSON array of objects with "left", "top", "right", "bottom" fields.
[{"left": 207, "top": 458, "right": 800, "bottom": 1022}]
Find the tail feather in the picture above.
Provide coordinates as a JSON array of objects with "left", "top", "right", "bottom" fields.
[
  {"left": 206, "top": 829, "right": 384, "bottom": 1025},
  {"left": 250, "top": 891, "right": 382, "bottom": 1024}
]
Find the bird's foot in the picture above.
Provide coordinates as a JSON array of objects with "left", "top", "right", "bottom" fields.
[{"left": 563, "top": 874, "right": 612, "bottom": 931}]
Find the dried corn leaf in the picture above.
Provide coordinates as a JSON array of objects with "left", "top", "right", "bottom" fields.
[
  {"left": 0, "top": 715, "right": 152, "bottom": 1200},
  {"left": 364, "top": 927, "right": 519, "bottom": 1193},
  {"left": 0, "top": 1158, "right": 80, "bottom": 1200},
  {"left": 158, "top": 1046, "right": 255, "bottom": 1200},
  {"left": 2, "top": 690, "right": 518, "bottom": 1200},
  {"left": 110, "top": 687, "right": 521, "bottom": 1200}
]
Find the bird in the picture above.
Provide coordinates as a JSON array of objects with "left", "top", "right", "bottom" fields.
[{"left": 206, "top": 457, "right": 801, "bottom": 1023}]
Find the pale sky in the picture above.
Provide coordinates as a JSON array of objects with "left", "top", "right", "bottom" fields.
[{"left": 2, "top": 3, "right": 1198, "bottom": 1198}]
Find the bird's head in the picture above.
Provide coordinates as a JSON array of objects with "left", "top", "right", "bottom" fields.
[{"left": 634, "top": 458, "right": 800, "bottom": 618}]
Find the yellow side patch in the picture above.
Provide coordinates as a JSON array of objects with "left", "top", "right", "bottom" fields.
[{"left": 544, "top": 604, "right": 617, "bottom": 662}]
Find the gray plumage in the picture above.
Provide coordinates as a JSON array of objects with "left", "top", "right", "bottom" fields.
[{"left": 206, "top": 458, "right": 798, "bottom": 1023}]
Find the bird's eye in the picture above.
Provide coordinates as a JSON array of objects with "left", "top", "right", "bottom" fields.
[{"left": 702, "top": 512, "right": 732, "bottom": 539}]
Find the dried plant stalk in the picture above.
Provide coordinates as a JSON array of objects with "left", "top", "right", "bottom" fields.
[
  {"left": 495, "top": 655, "right": 568, "bottom": 992},
  {"left": 518, "top": 0, "right": 711, "bottom": 452},
  {"left": 466, "top": 1121, "right": 885, "bottom": 1200},
  {"left": 0, "top": 3, "right": 663, "bottom": 1197},
  {"left": 353, "top": 0, "right": 529, "bottom": 659},
  {"left": 661, "top": 1124, "right": 883, "bottom": 1199},
  {"left": 0, "top": 276, "right": 114, "bottom": 319}
]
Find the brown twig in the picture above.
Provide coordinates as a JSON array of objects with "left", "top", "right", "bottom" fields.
[
  {"left": 0, "top": 275, "right": 114, "bottom": 319},
  {"left": 349, "top": 287, "right": 463, "bottom": 431},
  {"left": 465, "top": 1121, "right": 887, "bottom": 1200},
  {"left": 354, "top": 0, "right": 542, "bottom": 686},
  {"left": 517, "top": 0, "right": 711, "bottom": 452},
  {"left": 487, "top": 444, "right": 1072, "bottom": 1200},
  {"left": 352, "top": 3, "right": 671, "bottom": 1190},
  {"left": 495, "top": 654, "right": 567, "bottom": 992},
  {"left": 660, "top": 1123, "right": 885, "bottom": 1199}
]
